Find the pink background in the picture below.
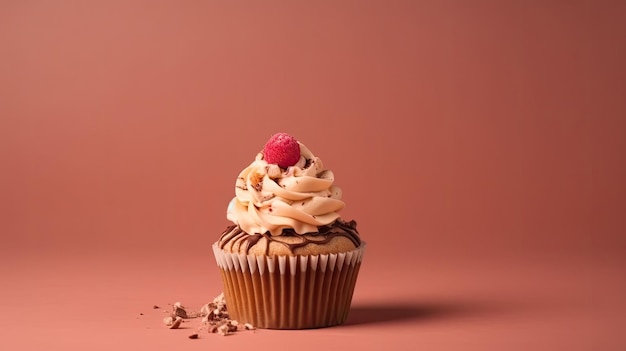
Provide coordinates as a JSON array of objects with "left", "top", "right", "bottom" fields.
[{"left": 1, "top": 1, "right": 625, "bottom": 350}]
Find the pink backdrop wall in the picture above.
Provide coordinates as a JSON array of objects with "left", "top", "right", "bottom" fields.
[{"left": 2, "top": 1, "right": 624, "bottom": 258}]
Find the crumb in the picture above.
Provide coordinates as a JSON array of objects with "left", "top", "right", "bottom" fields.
[
  {"left": 153, "top": 305, "right": 160, "bottom": 309},
  {"left": 188, "top": 333, "right": 198, "bottom": 339},
  {"left": 163, "top": 316, "right": 174, "bottom": 326},
  {"left": 226, "top": 321, "right": 238, "bottom": 332},
  {"left": 217, "top": 323, "right": 231, "bottom": 336},
  {"left": 207, "top": 325, "right": 219, "bottom": 334},
  {"left": 169, "top": 317, "right": 183, "bottom": 329},
  {"left": 173, "top": 302, "right": 189, "bottom": 319}
]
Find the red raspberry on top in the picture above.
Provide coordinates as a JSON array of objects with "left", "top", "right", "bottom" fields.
[{"left": 262, "top": 133, "right": 301, "bottom": 168}]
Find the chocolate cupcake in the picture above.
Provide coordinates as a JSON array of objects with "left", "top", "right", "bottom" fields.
[{"left": 212, "top": 133, "right": 365, "bottom": 329}]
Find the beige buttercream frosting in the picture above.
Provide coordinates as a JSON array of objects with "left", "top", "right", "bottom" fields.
[{"left": 226, "top": 142, "right": 345, "bottom": 235}]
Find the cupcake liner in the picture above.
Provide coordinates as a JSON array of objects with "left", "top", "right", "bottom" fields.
[{"left": 212, "top": 243, "right": 365, "bottom": 329}]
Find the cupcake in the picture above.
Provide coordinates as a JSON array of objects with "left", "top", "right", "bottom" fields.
[{"left": 212, "top": 132, "right": 365, "bottom": 329}]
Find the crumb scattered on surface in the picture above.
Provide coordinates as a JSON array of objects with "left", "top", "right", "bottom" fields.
[
  {"left": 161, "top": 293, "right": 255, "bottom": 337},
  {"left": 217, "top": 323, "right": 231, "bottom": 336},
  {"left": 173, "top": 302, "right": 189, "bottom": 319},
  {"left": 163, "top": 316, "right": 174, "bottom": 326},
  {"left": 152, "top": 305, "right": 159, "bottom": 309},
  {"left": 169, "top": 317, "right": 183, "bottom": 329}
]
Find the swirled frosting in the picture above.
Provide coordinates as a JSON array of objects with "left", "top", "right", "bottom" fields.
[{"left": 226, "top": 142, "right": 345, "bottom": 236}]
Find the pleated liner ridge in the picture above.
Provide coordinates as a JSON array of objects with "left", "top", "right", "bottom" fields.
[{"left": 212, "top": 243, "right": 366, "bottom": 329}]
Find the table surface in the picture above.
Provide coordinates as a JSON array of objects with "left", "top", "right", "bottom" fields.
[{"left": 2, "top": 246, "right": 624, "bottom": 351}]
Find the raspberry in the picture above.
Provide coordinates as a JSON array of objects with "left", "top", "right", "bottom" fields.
[{"left": 262, "top": 133, "right": 301, "bottom": 168}]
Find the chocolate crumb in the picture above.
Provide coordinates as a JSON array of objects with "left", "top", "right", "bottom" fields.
[
  {"left": 163, "top": 293, "right": 255, "bottom": 337},
  {"left": 153, "top": 305, "right": 160, "bottom": 309},
  {"left": 169, "top": 317, "right": 183, "bottom": 329},
  {"left": 173, "top": 302, "right": 188, "bottom": 319}
]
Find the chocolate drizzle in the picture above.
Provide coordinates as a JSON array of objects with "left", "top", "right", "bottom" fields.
[{"left": 218, "top": 219, "right": 361, "bottom": 255}]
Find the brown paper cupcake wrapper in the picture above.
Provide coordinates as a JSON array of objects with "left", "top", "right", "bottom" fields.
[{"left": 212, "top": 243, "right": 366, "bottom": 329}]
